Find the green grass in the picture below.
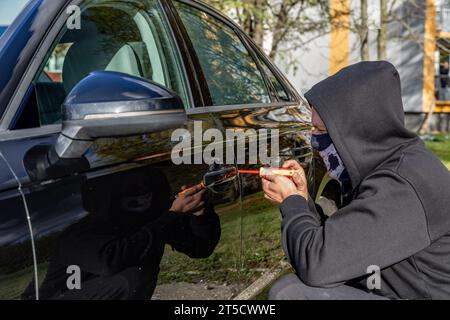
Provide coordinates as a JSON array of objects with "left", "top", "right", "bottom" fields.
[
  {"left": 0, "top": 263, "right": 48, "bottom": 300},
  {"left": 425, "top": 134, "right": 450, "bottom": 168},
  {"left": 0, "top": 266, "right": 35, "bottom": 300}
]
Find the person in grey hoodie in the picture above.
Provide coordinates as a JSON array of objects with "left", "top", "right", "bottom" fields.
[{"left": 262, "top": 61, "right": 450, "bottom": 300}]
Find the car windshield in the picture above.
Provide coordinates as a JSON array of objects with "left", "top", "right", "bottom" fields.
[{"left": 0, "top": 0, "right": 30, "bottom": 38}]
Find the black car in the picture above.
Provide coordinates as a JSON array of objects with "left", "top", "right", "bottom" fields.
[{"left": 0, "top": 0, "right": 338, "bottom": 300}]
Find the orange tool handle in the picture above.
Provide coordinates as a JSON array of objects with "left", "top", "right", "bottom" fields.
[
  {"left": 177, "top": 182, "right": 206, "bottom": 197},
  {"left": 238, "top": 168, "right": 296, "bottom": 177},
  {"left": 259, "top": 167, "right": 296, "bottom": 177}
]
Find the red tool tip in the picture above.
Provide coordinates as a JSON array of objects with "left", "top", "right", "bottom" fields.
[{"left": 237, "top": 170, "right": 260, "bottom": 175}]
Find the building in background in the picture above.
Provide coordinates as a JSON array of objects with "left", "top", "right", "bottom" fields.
[{"left": 270, "top": 0, "right": 450, "bottom": 132}]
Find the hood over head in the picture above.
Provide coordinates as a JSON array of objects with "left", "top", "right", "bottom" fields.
[{"left": 305, "top": 61, "right": 418, "bottom": 190}]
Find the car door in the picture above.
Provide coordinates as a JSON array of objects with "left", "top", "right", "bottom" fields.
[
  {"left": 172, "top": 0, "right": 314, "bottom": 292},
  {"left": 0, "top": 0, "right": 239, "bottom": 300},
  {"left": 0, "top": 154, "right": 36, "bottom": 300}
]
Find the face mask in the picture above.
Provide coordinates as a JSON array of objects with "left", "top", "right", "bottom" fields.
[{"left": 311, "top": 133, "right": 352, "bottom": 194}]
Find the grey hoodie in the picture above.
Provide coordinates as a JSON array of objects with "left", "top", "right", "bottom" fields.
[{"left": 281, "top": 61, "right": 450, "bottom": 299}]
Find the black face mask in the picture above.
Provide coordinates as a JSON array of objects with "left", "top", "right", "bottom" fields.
[{"left": 311, "top": 133, "right": 352, "bottom": 195}]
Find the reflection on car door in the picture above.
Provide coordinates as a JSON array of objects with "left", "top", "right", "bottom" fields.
[
  {"left": 153, "top": 112, "right": 242, "bottom": 300},
  {"left": 173, "top": 0, "right": 313, "bottom": 292},
  {"left": 0, "top": 153, "right": 36, "bottom": 300}
]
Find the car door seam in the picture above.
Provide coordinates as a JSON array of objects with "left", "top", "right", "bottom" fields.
[{"left": 0, "top": 151, "right": 40, "bottom": 300}]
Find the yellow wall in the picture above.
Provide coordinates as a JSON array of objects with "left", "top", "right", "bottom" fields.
[
  {"left": 329, "top": 0, "right": 350, "bottom": 75},
  {"left": 422, "top": 0, "right": 437, "bottom": 113}
]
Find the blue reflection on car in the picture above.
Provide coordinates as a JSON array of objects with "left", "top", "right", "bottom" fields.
[
  {"left": 0, "top": 0, "right": 30, "bottom": 38},
  {"left": 0, "top": 26, "right": 7, "bottom": 37}
]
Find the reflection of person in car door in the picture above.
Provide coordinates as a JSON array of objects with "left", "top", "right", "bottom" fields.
[
  {"left": 22, "top": 167, "right": 220, "bottom": 300},
  {"left": 263, "top": 61, "right": 450, "bottom": 300}
]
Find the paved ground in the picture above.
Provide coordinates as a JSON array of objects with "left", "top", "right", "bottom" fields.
[{"left": 153, "top": 281, "right": 246, "bottom": 300}]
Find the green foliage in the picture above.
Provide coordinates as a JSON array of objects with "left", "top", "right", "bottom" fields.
[{"left": 425, "top": 134, "right": 450, "bottom": 168}]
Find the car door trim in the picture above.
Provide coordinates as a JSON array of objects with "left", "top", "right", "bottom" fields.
[
  {"left": 243, "top": 34, "right": 303, "bottom": 102},
  {"left": 164, "top": 0, "right": 213, "bottom": 106},
  {"left": 234, "top": 31, "right": 279, "bottom": 103},
  {"left": 186, "top": 101, "right": 300, "bottom": 115},
  {"left": 160, "top": 0, "right": 200, "bottom": 108},
  {"left": 0, "top": 124, "right": 61, "bottom": 142}
]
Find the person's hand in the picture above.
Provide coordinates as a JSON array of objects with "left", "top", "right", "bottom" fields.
[
  {"left": 171, "top": 184, "right": 206, "bottom": 216},
  {"left": 261, "top": 160, "right": 308, "bottom": 205},
  {"left": 279, "top": 160, "right": 309, "bottom": 200}
]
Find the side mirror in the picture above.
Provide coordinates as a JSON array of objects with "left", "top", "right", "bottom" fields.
[{"left": 55, "top": 70, "right": 187, "bottom": 159}]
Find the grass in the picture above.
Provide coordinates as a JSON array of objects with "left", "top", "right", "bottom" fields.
[
  {"left": 424, "top": 134, "right": 450, "bottom": 168},
  {"left": 0, "top": 263, "right": 48, "bottom": 300},
  {"left": 0, "top": 266, "right": 35, "bottom": 300}
]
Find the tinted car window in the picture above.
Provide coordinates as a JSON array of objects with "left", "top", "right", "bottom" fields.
[
  {"left": 29, "top": 0, "right": 189, "bottom": 127},
  {"left": 174, "top": 1, "right": 271, "bottom": 106},
  {"left": 256, "top": 52, "right": 291, "bottom": 101}
]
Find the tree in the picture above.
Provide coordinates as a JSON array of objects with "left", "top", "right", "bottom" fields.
[
  {"left": 360, "top": 0, "right": 369, "bottom": 60},
  {"left": 343, "top": 0, "right": 370, "bottom": 61},
  {"left": 204, "top": 0, "right": 330, "bottom": 62},
  {"left": 346, "top": 0, "right": 397, "bottom": 61},
  {"left": 377, "top": 0, "right": 388, "bottom": 60}
]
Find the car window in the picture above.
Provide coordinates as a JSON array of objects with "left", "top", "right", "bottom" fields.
[
  {"left": 23, "top": 0, "right": 190, "bottom": 128},
  {"left": 174, "top": 1, "right": 271, "bottom": 106},
  {"left": 255, "top": 52, "right": 292, "bottom": 102}
]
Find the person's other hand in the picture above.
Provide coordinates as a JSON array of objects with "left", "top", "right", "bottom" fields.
[
  {"left": 262, "top": 160, "right": 308, "bottom": 205},
  {"left": 171, "top": 184, "right": 206, "bottom": 216}
]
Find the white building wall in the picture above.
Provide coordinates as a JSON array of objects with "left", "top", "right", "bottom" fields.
[
  {"left": 265, "top": 0, "right": 426, "bottom": 112},
  {"left": 274, "top": 33, "right": 330, "bottom": 94}
]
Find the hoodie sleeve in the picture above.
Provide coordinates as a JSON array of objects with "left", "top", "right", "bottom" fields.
[
  {"left": 280, "top": 170, "right": 431, "bottom": 288},
  {"left": 55, "top": 221, "right": 156, "bottom": 276},
  {"left": 164, "top": 207, "right": 221, "bottom": 259}
]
